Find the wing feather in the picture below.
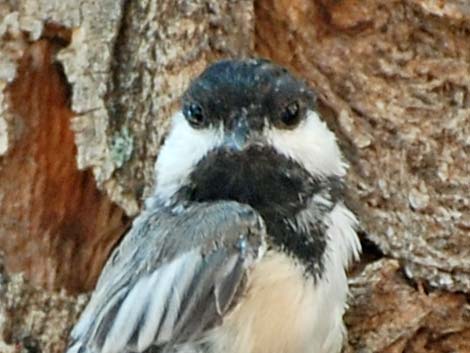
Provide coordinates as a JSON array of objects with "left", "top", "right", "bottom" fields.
[
  {"left": 214, "top": 255, "right": 245, "bottom": 315},
  {"left": 67, "top": 201, "right": 266, "bottom": 353},
  {"left": 136, "top": 252, "right": 200, "bottom": 351}
]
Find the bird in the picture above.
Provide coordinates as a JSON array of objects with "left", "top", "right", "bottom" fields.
[{"left": 66, "top": 58, "right": 361, "bottom": 353}]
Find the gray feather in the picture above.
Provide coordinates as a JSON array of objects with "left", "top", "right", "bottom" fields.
[{"left": 67, "top": 201, "right": 266, "bottom": 353}]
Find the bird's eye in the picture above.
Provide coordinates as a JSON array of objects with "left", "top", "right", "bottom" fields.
[
  {"left": 279, "top": 101, "right": 302, "bottom": 128},
  {"left": 183, "top": 103, "right": 205, "bottom": 128}
]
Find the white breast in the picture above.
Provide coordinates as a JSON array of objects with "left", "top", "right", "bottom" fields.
[{"left": 204, "top": 204, "right": 361, "bottom": 353}]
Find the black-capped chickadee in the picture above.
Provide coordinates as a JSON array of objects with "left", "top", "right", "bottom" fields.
[{"left": 67, "top": 59, "right": 361, "bottom": 353}]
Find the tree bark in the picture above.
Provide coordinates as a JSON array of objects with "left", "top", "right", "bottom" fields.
[{"left": 0, "top": 1, "right": 469, "bottom": 352}]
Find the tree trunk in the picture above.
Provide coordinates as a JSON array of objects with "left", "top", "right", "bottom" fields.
[{"left": 0, "top": 1, "right": 469, "bottom": 352}]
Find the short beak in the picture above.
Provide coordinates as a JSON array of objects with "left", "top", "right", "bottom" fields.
[{"left": 224, "top": 118, "right": 250, "bottom": 151}]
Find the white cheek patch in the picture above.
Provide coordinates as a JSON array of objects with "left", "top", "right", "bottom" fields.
[
  {"left": 266, "top": 110, "right": 348, "bottom": 177},
  {"left": 152, "top": 112, "right": 223, "bottom": 203}
]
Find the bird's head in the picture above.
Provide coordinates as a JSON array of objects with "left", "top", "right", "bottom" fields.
[{"left": 151, "top": 59, "right": 346, "bottom": 214}]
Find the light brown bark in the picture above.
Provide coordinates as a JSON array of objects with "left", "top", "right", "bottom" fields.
[{"left": 0, "top": 29, "right": 127, "bottom": 294}]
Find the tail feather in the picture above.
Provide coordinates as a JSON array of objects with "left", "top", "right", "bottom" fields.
[{"left": 66, "top": 340, "right": 88, "bottom": 353}]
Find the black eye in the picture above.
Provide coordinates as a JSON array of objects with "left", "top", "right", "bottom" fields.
[
  {"left": 280, "top": 101, "right": 302, "bottom": 128},
  {"left": 183, "top": 102, "right": 205, "bottom": 128}
]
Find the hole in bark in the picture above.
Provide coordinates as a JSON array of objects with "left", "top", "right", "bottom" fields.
[
  {"left": 3, "top": 36, "right": 129, "bottom": 294},
  {"left": 40, "top": 22, "right": 72, "bottom": 47},
  {"left": 349, "top": 232, "right": 384, "bottom": 275},
  {"left": 359, "top": 234, "right": 384, "bottom": 262}
]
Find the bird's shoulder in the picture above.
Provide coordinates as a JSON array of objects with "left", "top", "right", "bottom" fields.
[{"left": 67, "top": 200, "right": 267, "bottom": 353}]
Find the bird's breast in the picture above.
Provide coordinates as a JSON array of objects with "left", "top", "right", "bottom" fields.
[{"left": 204, "top": 251, "right": 346, "bottom": 353}]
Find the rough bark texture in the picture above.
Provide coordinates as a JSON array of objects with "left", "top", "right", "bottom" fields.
[
  {"left": 0, "top": 0, "right": 469, "bottom": 352},
  {"left": 58, "top": 0, "right": 254, "bottom": 215},
  {"left": 0, "top": 260, "right": 88, "bottom": 353},
  {"left": 345, "top": 260, "right": 470, "bottom": 352},
  {"left": 255, "top": 0, "right": 470, "bottom": 293},
  {"left": 0, "top": 4, "right": 128, "bottom": 294}
]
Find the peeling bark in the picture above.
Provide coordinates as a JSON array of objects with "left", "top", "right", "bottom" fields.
[
  {"left": 58, "top": 0, "right": 254, "bottom": 215},
  {"left": 0, "top": 5, "right": 127, "bottom": 293}
]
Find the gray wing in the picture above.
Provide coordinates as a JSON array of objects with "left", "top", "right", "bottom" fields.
[{"left": 67, "top": 201, "right": 266, "bottom": 353}]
